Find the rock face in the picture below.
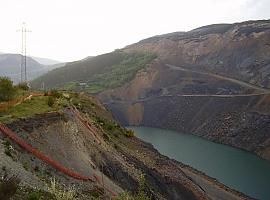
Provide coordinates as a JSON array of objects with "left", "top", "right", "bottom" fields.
[
  {"left": 98, "top": 20, "right": 270, "bottom": 160},
  {"left": 124, "top": 20, "right": 270, "bottom": 88}
]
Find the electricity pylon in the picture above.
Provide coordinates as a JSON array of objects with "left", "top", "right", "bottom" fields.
[{"left": 17, "top": 22, "right": 31, "bottom": 83}]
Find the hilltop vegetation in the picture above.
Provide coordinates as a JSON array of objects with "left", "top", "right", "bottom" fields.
[
  {"left": 31, "top": 51, "right": 156, "bottom": 93},
  {"left": 86, "top": 52, "right": 156, "bottom": 93},
  {"left": 0, "top": 78, "right": 65, "bottom": 122},
  {"left": 0, "top": 77, "right": 17, "bottom": 101}
]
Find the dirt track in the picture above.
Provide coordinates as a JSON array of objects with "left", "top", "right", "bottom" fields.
[{"left": 166, "top": 64, "right": 270, "bottom": 93}]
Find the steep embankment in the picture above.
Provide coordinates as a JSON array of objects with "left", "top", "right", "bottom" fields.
[{"left": 0, "top": 93, "right": 250, "bottom": 199}]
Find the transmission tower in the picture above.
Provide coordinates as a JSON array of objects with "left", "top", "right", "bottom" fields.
[{"left": 17, "top": 22, "right": 31, "bottom": 83}]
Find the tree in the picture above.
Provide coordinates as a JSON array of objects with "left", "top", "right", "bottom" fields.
[{"left": 0, "top": 77, "right": 16, "bottom": 101}]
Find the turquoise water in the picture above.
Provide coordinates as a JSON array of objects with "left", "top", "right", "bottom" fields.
[{"left": 128, "top": 126, "right": 270, "bottom": 200}]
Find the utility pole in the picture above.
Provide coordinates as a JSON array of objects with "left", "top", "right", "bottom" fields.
[{"left": 17, "top": 22, "right": 31, "bottom": 83}]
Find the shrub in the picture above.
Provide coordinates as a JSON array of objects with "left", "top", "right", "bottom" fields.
[
  {"left": 3, "top": 140, "right": 13, "bottom": 158},
  {"left": 4, "top": 149, "right": 12, "bottom": 157},
  {"left": 51, "top": 90, "right": 62, "bottom": 98},
  {"left": 47, "top": 96, "right": 55, "bottom": 107},
  {"left": 136, "top": 174, "right": 150, "bottom": 200},
  {"left": 124, "top": 129, "right": 134, "bottom": 137},
  {"left": 3, "top": 140, "right": 11, "bottom": 149},
  {"left": 0, "top": 77, "right": 16, "bottom": 101}
]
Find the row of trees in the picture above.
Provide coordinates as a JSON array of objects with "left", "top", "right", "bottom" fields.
[{"left": 0, "top": 77, "right": 28, "bottom": 102}]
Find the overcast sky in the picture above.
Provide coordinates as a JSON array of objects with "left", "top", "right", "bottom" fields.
[{"left": 0, "top": 0, "right": 269, "bottom": 62}]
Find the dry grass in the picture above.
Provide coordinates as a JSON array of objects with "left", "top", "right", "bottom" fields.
[{"left": 47, "top": 178, "right": 76, "bottom": 200}]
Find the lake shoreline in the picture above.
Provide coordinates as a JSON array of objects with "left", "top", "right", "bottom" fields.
[{"left": 128, "top": 126, "right": 270, "bottom": 200}]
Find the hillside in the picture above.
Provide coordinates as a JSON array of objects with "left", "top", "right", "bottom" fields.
[
  {"left": 32, "top": 20, "right": 270, "bottom": 160},
  {"left": 30, "top": 56, "right": 61, "bottom": 65},
  {"left": 0, "top": 91, "right": 249, "bottom": 199},
  {"left": 125, "top": 20, "right": 270, "bottom": 88},
  {"left": 32, "top": 51, "right": 156, "bottom": 93},
  {"left": 0, "top": 54, "right": 63, "bottom": 84}
]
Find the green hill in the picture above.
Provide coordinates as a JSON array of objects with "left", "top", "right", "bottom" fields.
[{"left": 31, "top": 51, "right": 156, "bottom": 93}]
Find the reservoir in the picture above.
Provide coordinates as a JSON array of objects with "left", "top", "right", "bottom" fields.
[{"left": 128, "top": 126, "right": 270, "bottom": 200}]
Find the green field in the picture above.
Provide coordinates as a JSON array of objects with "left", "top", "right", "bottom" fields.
[{"left": 0, "top": 96, "right": 57, "bottom": 122}]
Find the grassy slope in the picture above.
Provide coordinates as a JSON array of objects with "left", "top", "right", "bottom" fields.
[
  {"left": 31, "top": 51, "right": 156, "bottom": 93},
  {"left": 0, "top": 95, "right": 62, "bottom": 123}
]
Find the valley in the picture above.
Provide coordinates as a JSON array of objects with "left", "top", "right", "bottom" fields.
[{"left": 1, "top": 19, "right": 270, "bottom": 199}]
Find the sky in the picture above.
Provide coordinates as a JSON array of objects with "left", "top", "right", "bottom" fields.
[{"left": 0, "top": 0, "right": 269, "bottom": 62}]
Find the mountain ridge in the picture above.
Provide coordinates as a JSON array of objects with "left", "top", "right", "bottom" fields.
[
  {"left": 0, "top": 53, "right": 64, "bottom": 83},
  {"left": 30, "top": 55, "right": 61, "bottom": 65}
]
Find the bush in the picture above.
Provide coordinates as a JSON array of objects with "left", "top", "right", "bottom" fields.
[
  {"left": 136, "top": 174, "right": 150, "bottom": 200},
  {"left": 124, "top": 129, "right": 134, "bottom": 137},
  {"left": 3, "top": 140, "right": 13, "bottom": 158},
  {"left": 51, "top": 90, "right": 62, "bottom": 98},
  {"left": 3, "top": 140, "right": 11, "bottom": 147},
  {"left": 0, "top": 77, "right": 16, "bottom": 102},
  {"left": 4, "top": 149, "right": 12, "bottom": 157},
  {"left": 47, "top": 96, "right": 55, "bottom": 107}
]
